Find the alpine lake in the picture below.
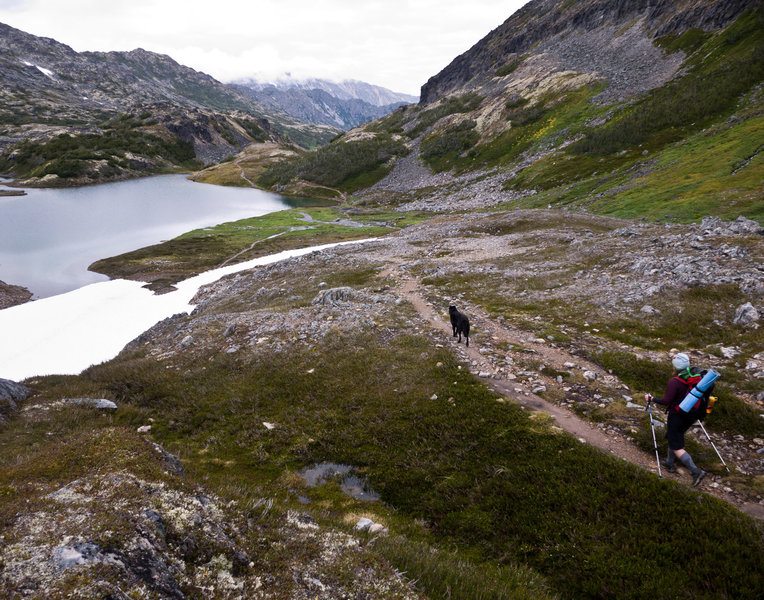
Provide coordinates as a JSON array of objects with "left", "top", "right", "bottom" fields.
[{"left": 0, "top": 174, "right": 302, "bottom": 299}]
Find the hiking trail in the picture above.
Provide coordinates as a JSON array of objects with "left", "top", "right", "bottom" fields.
[{"left": 386, "top": 267, "right": 764, "bottom": 521}]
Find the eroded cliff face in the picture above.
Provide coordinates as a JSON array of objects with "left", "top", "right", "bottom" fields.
[{"left": 420, "top": 0, "right": 760, "bottom": 104}]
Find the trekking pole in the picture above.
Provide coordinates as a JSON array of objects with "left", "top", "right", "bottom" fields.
[
  {"left": 647, "top": 397, "right": 662, "bottom": 478},
  {"left": 697, "top": 421, "right": 731, "bottom": 473}
]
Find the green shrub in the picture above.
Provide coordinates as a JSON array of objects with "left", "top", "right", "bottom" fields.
[
  {"left": 257, "top": 135, "right": 408, "bottom": 191},
  {"left": 407, "top": 93, "right": 484, "bottom": 138},
  {"left": 495, "top": 57, "right": 525, "bottom": 78},
  {"left": 421, "top": 120, "right": 479, "bottom": 171}
]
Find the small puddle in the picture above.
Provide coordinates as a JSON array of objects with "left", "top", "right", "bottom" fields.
[{"left": 299, "top": 462, "right": 380, "bottom": 502}]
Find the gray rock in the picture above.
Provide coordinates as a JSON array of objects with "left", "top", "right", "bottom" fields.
[
  {"left": 180, "top": 335, "right": 194, "bottom": 347},
  {"left": 150, "top": 442, "right": 185, "bottom": 477},
  {"left": 355, "top": 518, "right": 373, "bottom": 531},
  {"left": 640, "top": 305, "right": 660, "bottom": 315},
  {"left": 63, "top": 398, "right": 117, "bottom": 410},
  {"left": 0, "top": 377, "right": 29, "bottom": 403},
  {"left": 0, "top": 378, "right": 29, "bottom": 423},
  {"left": 313, "top": 286, "right": 357, "bottom": 305},
  {"left": 53, "top": 542, "right": 101, "bottom": 570},
  {"left": 729, "top": 216, "right": 762, "bottom": 235},
  {"left": 733, "top": 302, "right": 759, "bottom": 326}
]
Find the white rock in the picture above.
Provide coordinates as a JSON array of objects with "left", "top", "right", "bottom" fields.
[
  {"left": 137, "top": 425, "right": 151, "bottom": 433},
  {"left": 583, "top": 370, "right": 597, "bottom": 381},
  {"left": 356, "top": 518, "right": 373, "bottom": 531},
  {"left": 263, "top": 422, "right": 276, "bottom": 430},
  {"left": 720, "top": 346, "right": 740, "bottom": 359},
  {"left": 368, "top": 523, "right": 388, "bottom": 535},
  {"left": 64, "top": 398, "right": 117, "bottom": 410}
]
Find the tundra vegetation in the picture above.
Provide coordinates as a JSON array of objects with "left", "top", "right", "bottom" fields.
[
  {"left": 2, "top": 5, "right": 763, "bottom": 600},
  {"left": 4, "top": 207, "right": 763, "bottom": 599}
]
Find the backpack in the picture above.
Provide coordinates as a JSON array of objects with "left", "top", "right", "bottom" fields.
[{"left": 676, "top": 366, "right": 715, "bottom": 422}]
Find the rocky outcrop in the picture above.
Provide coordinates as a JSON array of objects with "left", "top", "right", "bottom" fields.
[
  {"left": 0, "top": 279, "right": 32, "bottom": 309},
  {"left": 420, "top": 0, "right": 759, "bottom": 103},
  {"left": 0, "top": 377, "right": 29, "bottom": 424}
]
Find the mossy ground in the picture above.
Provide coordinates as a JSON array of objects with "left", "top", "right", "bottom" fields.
[
  {"left": 5, "top": 222, "right": 763, "bottom": 599},
  {"left": 89, "top": 207, "right": 400, "bottom": 289}
]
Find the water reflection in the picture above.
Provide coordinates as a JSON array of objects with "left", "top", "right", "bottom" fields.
[
  {"left": 0, "top": 175, "right": 293, "bottom": 298},
  {"left": 299, "top": 462, "right": 380, "bottom": 502}
]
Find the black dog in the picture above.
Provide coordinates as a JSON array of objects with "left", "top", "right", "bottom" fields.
[{"left": 449, "top": 305, "right": 470, "bottom": 347}]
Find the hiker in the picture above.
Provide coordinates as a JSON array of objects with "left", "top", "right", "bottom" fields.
[{"left": 645, "top": 352, "right": 707, "bottom": 486}]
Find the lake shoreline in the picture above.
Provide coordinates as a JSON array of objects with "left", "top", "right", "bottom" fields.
[{"left": 0, "top": 174, "right": 293, "bottom": 300}]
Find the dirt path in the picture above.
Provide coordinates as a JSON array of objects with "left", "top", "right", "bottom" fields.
[
  {"left": 387, "top": 268, "right": 764, "bottom": 521},
  {"left": 234, "top": 160, "right": 257, "bottom": 187}
]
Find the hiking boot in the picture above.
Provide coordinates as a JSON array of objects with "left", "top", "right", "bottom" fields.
[
  {"left": 692, "top": 469, "right": 707, "bottom": 487},
  {"left": 661, "top": 460, "right": 677, "bottom": 473}
]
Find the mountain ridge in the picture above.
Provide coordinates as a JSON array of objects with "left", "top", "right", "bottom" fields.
[
  {"left": 252, "top": 0, "right": 762, "bottom": 223},
  {"left": 232, "top": 77, "right": 417, "bottom": 130},
  {"left": 0, "top": 21, "right": 339, "bottom": 185},
  {"left": 420, "top": 0, "right": 760, "bottom": 103}
]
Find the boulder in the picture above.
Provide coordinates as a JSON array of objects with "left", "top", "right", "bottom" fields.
[
  {"left": 313, "top": 287, "right": 357, "bottom": 305},
  {"left": 0, "top": 378, "right": 30, "bottom": 423},
  {"left": 63, "top": 398, "right": 117, "bottom": 410},
  {"left": 733, "top": 302, "right": 759, "bottom": 326}
]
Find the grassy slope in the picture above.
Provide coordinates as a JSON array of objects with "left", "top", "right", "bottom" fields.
[
  {"left": 340, "top": 10, "right": 764, "bottom": 223},
  {"left": 5, "top": 281, "right": 761, "bottom": 599},
  {"left": 89, "top": 207, "right": 398, "bottom": 290}
]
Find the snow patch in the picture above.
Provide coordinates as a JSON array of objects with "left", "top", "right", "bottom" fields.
[
  {"left": 21, "top": 60, "right": 55, "bottom": 78},
  {"left": 0, "top": 239, "right": 375, "bottom": 381}
]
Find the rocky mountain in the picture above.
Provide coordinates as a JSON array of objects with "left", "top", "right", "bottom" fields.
[
  {"left": 236, "top": 76, "right": 417, "bottom": 106},
  {"left": 420, "top": 0, "right": 760, "bottom": 103},
  {"left": 232, "top": 77, "right": 417, "bottom": 129},
  {"left": 0, "top": 22, "right": 339, "bottom": 186},
  {"left": 255, "top": 0, "right": 762, "bottom": 224}
]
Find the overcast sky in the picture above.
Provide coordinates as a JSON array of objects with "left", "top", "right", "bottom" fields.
[{"left": 0, "top": 0, "right": 530, "bottom": 96}]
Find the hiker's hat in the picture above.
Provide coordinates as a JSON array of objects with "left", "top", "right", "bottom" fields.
[{"left": 671, "top": 353, "right": 690, "bottom": 371}]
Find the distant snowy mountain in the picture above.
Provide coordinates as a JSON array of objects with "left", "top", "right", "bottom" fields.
[{"left": 232, "top": 76, "right": 418, "bottom": 129}]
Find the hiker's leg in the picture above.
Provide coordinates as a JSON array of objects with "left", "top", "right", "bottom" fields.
[
  {"left": 666, "top": 414, "right": 684, "bottom": 463},
  {"left": 677, "top": 450, "right": 699, "bottom": 472}
]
